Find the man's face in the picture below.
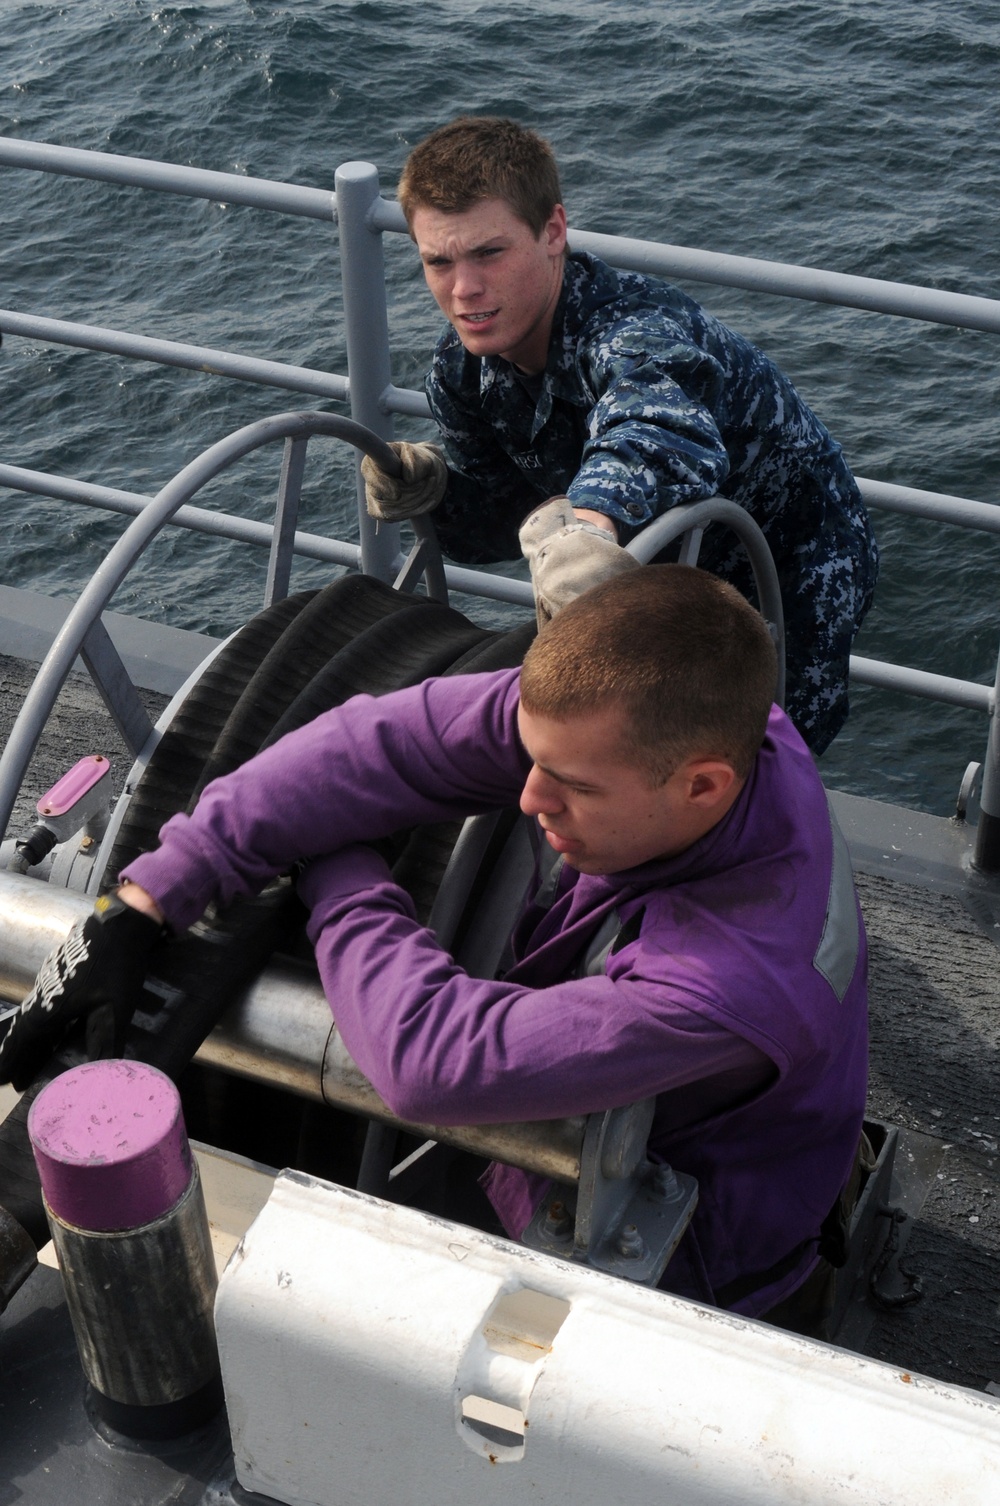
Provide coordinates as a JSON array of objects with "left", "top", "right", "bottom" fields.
[
  {"left": 516, "top": 703, "right": 730, "bottom": 876},
  {"left": 411, "top": 198, "right": 568, "bottom": 375}
]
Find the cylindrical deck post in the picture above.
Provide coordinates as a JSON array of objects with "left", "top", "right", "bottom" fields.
[
  {"left": 28, "top": 1059, "right": 222, "bottom": 1439},
  {"left": 973, "top": 644, "right": 1000, "bottom": 872},
  {"left": 335, "top": 160, "right": 399, "bottom": 582}
]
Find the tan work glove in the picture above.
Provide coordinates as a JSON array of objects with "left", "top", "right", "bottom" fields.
[
  {"left": 519, "top": 497, "right": 640, "bottom": 630},
  {"left": 360, "top": 441, "right": 448, "bottom": 522}
]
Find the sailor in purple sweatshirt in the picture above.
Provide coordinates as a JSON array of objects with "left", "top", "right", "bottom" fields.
[{"left": 4, "top": 566, "right": 868, "bottom": 1322}]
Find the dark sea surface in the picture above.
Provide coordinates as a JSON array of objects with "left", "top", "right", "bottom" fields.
[{"left": 2, "top": 0, "right": 999, "bottom": 815}]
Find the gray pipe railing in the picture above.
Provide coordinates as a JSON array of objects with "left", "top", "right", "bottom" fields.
[
  {"left": 368, "top": 194, "right": 1000, "bottom": 337},
  {"left": 0, "top": 309, "right": 350, "bottom": 402},
  {"left": 0, "top": 413, "right": 405, "bottom": 843},
  {"left": 5, "top": 133, "right": 1000, "bottom": 338},
  {"left": 335, "top": 161, "right": 400, "bottom": 581},
  {"left": 0, "top": 135, "right": 337, "bottom": 221},
  {"left": 0, "top": 462, "right": 532, "bottom": 612}
]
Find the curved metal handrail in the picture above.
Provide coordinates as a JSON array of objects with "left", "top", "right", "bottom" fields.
[
  {"left": 626, "top": 496, "right": 786, "bottom": 708},
  {"left": 0, "top": 411, "right": 422, "bottom": 841}
]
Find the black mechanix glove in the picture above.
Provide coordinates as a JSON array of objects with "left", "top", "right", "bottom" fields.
[{"left": 0, "top": 892, "right": 165, "bottom": 1092}]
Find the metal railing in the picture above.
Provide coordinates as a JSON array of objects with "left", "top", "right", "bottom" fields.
[
  {"left": 0, "top": 413, "right": 454, "bottom": 842},
  {"left": 2, "top": 136, "right": 1000, "bottom": 865}
]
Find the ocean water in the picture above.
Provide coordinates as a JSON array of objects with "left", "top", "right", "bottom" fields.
[{"left": 2, "top": 0, "right": 999, "bottom": 814}]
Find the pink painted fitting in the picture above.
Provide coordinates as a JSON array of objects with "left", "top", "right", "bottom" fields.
[
  {"left": 28, "top": 1059, "right": 192, "bottom": 1232},
  {"left": 37, "top": 754, "right": 110, "bottom": 819}
]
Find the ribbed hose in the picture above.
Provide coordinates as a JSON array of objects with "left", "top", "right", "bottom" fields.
[
  {"left": 187, "top": 574, "right": 430, "bottom": 805},
  {"left": 104, "top": 588, "right": 318, "bottom": 882}
]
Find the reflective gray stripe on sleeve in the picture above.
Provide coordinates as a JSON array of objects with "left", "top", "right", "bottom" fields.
[{"left": 813, "top": 800, "right": 861, "bottom": 1001}]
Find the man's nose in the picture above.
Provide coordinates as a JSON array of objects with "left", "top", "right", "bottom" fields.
[
  {"left": 452, "top": 258, "right": 484, "bottom": 300},
  {"left": 520, "top": 766, "right": 564, "bottom": 818}
]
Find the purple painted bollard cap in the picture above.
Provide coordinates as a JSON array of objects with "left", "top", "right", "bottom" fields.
[{"left": 28, "top": 1060, "right": 193, "bottom": 1232}]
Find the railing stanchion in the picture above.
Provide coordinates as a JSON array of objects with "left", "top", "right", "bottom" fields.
[
  {"left": 973, "top": 643, "right": 1000, "bottom": 871},
  {"left": 334, "top": 161, "right": 399, "bottom": 583}
]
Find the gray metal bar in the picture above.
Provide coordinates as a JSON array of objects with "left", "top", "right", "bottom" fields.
[
  {"left": 8, "top": 135, "right": 1000, "bottom": 338},
  {"left": 0, "top": 412, "right": 402, "bottom": 841},
  {"left": 9, "top": 447, "right": 998, "bottom": 627},
  {"left": 848, "top": 655, "right": 993, "bottom": 712},
  {"left": 393, "top": 536, "right": 434, "bottom": 596},
  {"left": 201, "top": 951, "right": 584, "bottom": 1180},
  {"left": 9, "top": 341, "right": 1000, "bottom": 549},
  {"left": 0, "top": 462, "right": 362, "bottom": 566},
  {"left": 80, "top": 619, "right": 156, "bottom": 757},
  {"left": 0, "top": 310, "right": 350, "bottom": 402},
  {"left": 265, "top": 437, "right": 307, "bottom": 606},
  {"left": 0, "top": 135, "right": 336, "bottom": 221},
  {"left": 0, "top": 459, "right": 535, "bottom": 607},
  {"left": 676, "top": 527, "right": 705, "bottom": 567},
  {"left": 626, "top": 498, "right": 787, "bottom": 708},
  {"left": 974, "top": 648, "right": 1000, "bottom": 871},
  {"left": 8, "top": 460, "right": 995, "bottom": 710},
  {"left": 369, "top": 195, "right": 1000, "bottom": 335},
  {"left": 409, "top": 518, "right": 451, "bottom": 605},
  {"left": 335, "top": 161, "right": 399, "bottom": 582},
  {"left": 0, "top": 874, "right": 92, "bottom": 1000},
  {"left": 428, "top": 562, "right": 533, "bottom": 609},
  {"left": 0, "top": 874, "right": 585, "bottom": 1183},
  {"left": 569, "top": 230, "right": 1000, "bottom": 336},
  {"left": 856, "top": 476, "right": 1000, "bottom": 534},
  {"left": 8, "top": 353, "right": 1000, "bottom": 562},
  {"left": 319, "top": 1017, "right": 585, "bottom": 1181},
  {"left": 383, "top": 384, "right": 434, "bottom": 419}
]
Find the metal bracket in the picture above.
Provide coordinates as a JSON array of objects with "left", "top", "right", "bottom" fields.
[
  {"left": 391, "top": 515, "right": 449, "bottom": 604},
  {"left": 265, "top": 435, "right": 308, "bottom": 607},
  {"left": 522, "top": 1099, "right": 698, "bottom": 1286},
  {"left": 80, "top": 618, "right": 155, "bottom": 756},
  {"left": 956, "top": 760, "right": 982, "bottom": 822}
]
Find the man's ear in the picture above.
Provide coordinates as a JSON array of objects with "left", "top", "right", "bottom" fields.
[
  {"left": 684, "top": 759, "right": 740, "bottom": 810},
  {"left": 544, "top": 204, "right": 568, "bottom": 255}
]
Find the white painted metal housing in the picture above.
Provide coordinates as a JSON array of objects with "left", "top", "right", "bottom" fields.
[{"left": 216, "top": 1171, "right": 1000, "bottom": 1506}]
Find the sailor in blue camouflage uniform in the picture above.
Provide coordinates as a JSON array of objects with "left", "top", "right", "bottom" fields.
[{"left": 362, "top": 117, "right": 878, "bottom": 755}]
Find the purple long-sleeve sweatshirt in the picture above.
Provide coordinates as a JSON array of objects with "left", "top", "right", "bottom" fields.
[{"left": 124, "top": 668, "right": 868, "bottom": 1316}]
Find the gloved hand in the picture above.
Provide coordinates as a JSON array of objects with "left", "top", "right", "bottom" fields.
[
  {"left": 0, "top": 892, "right": 164, "bottom": 1092},
  {"left": 519, "top": 496, "right": 640, "bottom": 630},
  {"left": 360, "top": 441, "right": 448, "bottom": 522}
]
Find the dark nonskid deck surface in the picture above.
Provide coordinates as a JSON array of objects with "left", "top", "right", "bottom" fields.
[
  {"left": 2, "top": 652, "right": 1000, "bottom": 1499},
  {"left": 853, "top": 869, "right": 1000, "bottom": 1391},
  {"left": 0, "top": 1263, "right": 255, "bottom": 1506},
  {"left": 0, "top": 652, "right": 171, "bottom": 838}
]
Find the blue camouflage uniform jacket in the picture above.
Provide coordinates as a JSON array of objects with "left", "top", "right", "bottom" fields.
[{"left": 425, "top": 251, "right": 878, "bottom": 753}]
